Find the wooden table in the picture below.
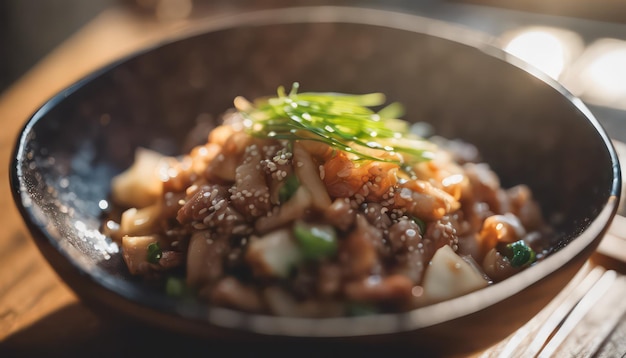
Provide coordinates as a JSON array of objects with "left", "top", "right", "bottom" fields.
[{"left": 1, "top": 5, "right": 626, "bottom": 357}]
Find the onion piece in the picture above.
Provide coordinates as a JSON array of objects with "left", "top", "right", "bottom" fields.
[
  {"left": 246, "top": 228, "right": 302, "bottom": 278},
  {"left": 414, "top": 245, "right": 489, "bottom": 305}
]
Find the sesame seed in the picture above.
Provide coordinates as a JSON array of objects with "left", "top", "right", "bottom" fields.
[{"left": 193, "top": 222, "right": 207, "bottom": 230}]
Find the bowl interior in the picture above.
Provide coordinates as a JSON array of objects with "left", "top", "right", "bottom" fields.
[{"left": 11, "top": 6, "right": 619, "bottom": 347}]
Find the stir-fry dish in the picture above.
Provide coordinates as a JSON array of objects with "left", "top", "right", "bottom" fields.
[{"left": 106, "top": 84, "right": 553, "bottom": 317}]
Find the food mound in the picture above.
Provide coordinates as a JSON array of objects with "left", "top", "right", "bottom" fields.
[{"left": 106, "top": 84, "right": 553, "bottom": 317}]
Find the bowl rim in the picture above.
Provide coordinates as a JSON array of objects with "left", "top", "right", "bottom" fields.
[{"left": 10, "top": 5, "right": 622, "bottom": 337}]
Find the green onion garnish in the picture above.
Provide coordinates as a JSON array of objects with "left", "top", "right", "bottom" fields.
[
  {"left": 504, "top": 240, "right": 537, "bottom": 268},
  {"left": 346, "top": 302, "right": 379, "bottom": 316},
  {"left": 146, "top": 242, "right": 162, "bottom": 264},
  {"left": 165, "top": 275, "right": 188, "bottom": 297},
  {"left": 236, "top": 83, "right": 434, "bottom": 164},
  {"left": 293, "top": 220, "right": 338, "bottom": 260},
  {"left": 278, "top": 173, "right": 300, "bottom": 203},
  {"left": 411, "top": 216, "right": 427, "bottom": 235}
]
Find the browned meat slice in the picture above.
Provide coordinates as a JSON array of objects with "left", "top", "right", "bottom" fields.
[{"left": 230, "top": 143, "right": 272, "bottom": 219}]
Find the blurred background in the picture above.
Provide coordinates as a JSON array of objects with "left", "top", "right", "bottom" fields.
[
  {"left": 0, "top": 0, "right": 111, "bottom": 91},
  {"left": 1, "top": 0, "right": 626, "bottom": 135}
]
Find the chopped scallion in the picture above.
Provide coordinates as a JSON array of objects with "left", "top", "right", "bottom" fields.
[
  {"left": 411, "top": 216, "right": 427, "bottom": 235},
  {"left": 504, "top": 240, "right": 537, "bottom": 268},
  {"left": 146, "top": 242, "right": 162, "bottom": 264},
  {"left": 165, "top": 275, "right": 188, "bottom": 297},
  {"left": 278, "top": 174, "right": 300, "bottom": 203},
  {"left": 293, "top": 220, "right": 338, "bottom": 260},
  {"left": 346, "top": 302, "right": 379, "bottom": 316}
]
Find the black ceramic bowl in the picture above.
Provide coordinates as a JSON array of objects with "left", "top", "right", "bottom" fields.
[{"left": 10, "top": 6, "right": 621, "bottom": 356}]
